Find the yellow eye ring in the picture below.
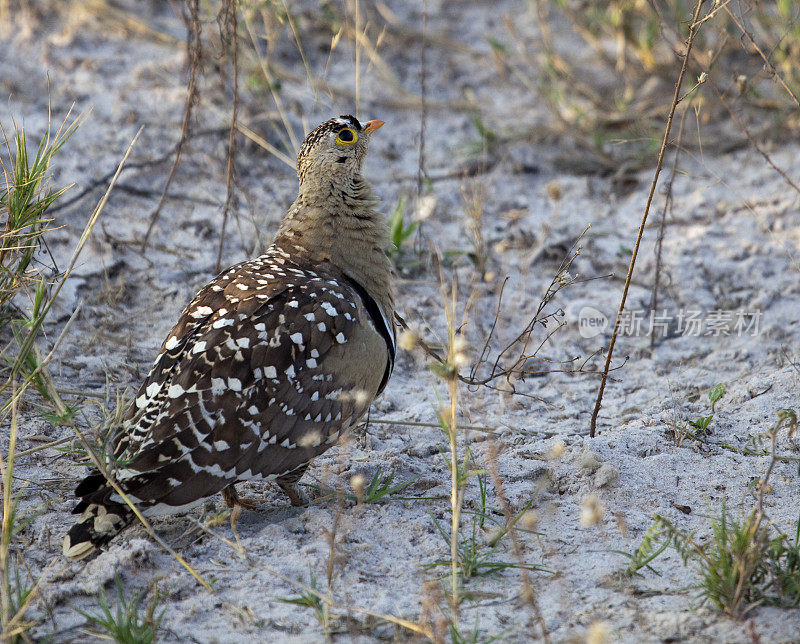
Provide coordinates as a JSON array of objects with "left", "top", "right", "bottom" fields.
[{"left": 335, "top": 127, "right": 358, "bottom": 146}]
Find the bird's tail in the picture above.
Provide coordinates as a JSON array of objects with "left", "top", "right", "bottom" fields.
[{"left": 63, "top": 473, "right": 135, "bottom": 560}]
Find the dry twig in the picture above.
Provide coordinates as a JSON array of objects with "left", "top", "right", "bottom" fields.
[
  {"left": 216, "top": 0, "right": 240, "bottom": 273},
  {"left": 590, "top": 0, "right": 708, "bottom": 437},
  {"left": 649, "top": 105, "right": 689, "bottom": 349},
  {"left": 142, "top": 0, "right": 202, "bottom": 250}
]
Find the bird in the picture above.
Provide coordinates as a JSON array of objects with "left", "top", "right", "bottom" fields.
[{"left": 63, "top": 115, "right": 395, "bottom": 560}]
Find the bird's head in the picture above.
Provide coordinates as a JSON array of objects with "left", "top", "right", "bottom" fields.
[{"left": 296, "top": 115, "right": 385, "bottom": 185}]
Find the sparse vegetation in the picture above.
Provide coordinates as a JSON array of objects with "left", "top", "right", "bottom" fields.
[
  {"left": 427, "top": 472, "right": 545, "bottom": 581},
  {"left": 1, "top": 0, "right": 800, "bottom": 641},
  {"left": 305, "top": 465, "right": 424, "bottom": 505},
  {"left": 688, "top": 383, "right": 725, "bottom": 436},
  {"left": 623, "top": 410, "right": 800, "bottom": 617},
  {"left": 276, "top": 567, "right": 326, "bottom": 627},
  {"left": 523, "top": 0, "right": 800, "bottom": 171},
  {"left": 0, "top": 111, "right": 82, "bottom": 642},
  {"left": 77, "top": 573, "right": 165, "bottom": 644}
]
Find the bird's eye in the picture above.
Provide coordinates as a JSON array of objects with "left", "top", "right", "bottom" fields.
[{"left": 335, "top": 127, "right": 357, "bottom": 145}]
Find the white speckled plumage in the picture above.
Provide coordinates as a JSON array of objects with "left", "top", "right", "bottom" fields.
[{"left": 64, "top": 115, "right": 395, "bottom": 560}]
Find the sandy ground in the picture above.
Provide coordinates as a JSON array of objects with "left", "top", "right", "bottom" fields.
[{"left": 2, "top": 1, "right": 800, "bottom": 642}]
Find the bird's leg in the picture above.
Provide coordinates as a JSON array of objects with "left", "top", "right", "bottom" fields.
[
  {"left": 222, "top": 483, "right": 263, "bottom": 510},
  {"left": 275, "top": 464, "right": 310, "bottom": 507},
  {"left": 221, "top": 485, "right": 247, "bottom": 552},
  {"left": 221, "top": 484, "right": 268, "bottom": 554}
]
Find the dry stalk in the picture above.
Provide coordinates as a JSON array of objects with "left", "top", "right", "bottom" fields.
[
  {"left": 442, "top": 280, "right": 464, "bottom": 623},
  {"left": 722, "top": 4, "right": 799, "bottom": 108},
  {"left": 417, "top": 0, "right": 428, "bottom": 201},
  {"left": 186, "top": 515, "right": 243, "bottom": 557},
  {"left": 755, "top": 411, "right": 797, "bottom": 523},
  {"left": 322, "top": 450, "right": 349, "bottom": 636},
  {"left": 590, "top": 0, "right": 708, "bottom": 438},
  {"left": 353, "top": 0, "right": 361, "bottom": 116},
  {"left": 486, "top": 442, "right": 549, "bottom": 643},
  {"left": 215, "top": 0, "right": 239, "bottom": 274},
  {"left": 649, "top": 105, "right": 689, "bottom": 349},
  {"left": 0, "top": 376, "right": 19, "bottom": 635},
  {"left": 712, "top": 85, "right": 800, "bottom": 198},
  {"left": 242, "top": 8, "right": 299, "bottom": 155},
  {"left": 142, "top": 0, "right": 202, "bottom": 250}
]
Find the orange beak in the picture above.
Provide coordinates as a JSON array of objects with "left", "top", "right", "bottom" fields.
[{"left": 363, "top": 119, "right": 385, "bottom": 134}]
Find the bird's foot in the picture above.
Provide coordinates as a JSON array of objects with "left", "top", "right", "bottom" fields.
[
  {"left": 221, "top": 485, "right": 260, "bottom": 555},
  {"left": 276, "top": 479, "right": 308, "bottom": 507},
  {"left": 229, "top": 503, "right": 245, "bottom": 554},
  {"left": 222, "top": 485, "right": 265, "bottom": 511}
]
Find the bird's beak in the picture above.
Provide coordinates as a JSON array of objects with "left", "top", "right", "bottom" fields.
[{"left": 363, "top": 119, "right": 385, "bottom": 134}]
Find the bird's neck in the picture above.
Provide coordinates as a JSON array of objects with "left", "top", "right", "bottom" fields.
[{"left": 272, "top": 174, "right": 394, "bottom": 318}]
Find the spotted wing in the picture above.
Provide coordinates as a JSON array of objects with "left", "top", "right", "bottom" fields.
[{"left": 101, "top": 257, "right": 387, "bottom": 510}]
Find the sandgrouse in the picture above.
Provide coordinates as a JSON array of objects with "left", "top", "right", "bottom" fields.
[{"left": 63, "top": 115, "right": 395, "bottom": 559}]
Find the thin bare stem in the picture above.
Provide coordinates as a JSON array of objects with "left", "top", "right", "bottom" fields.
[
  {"left": 650, "top": 106, "right": 689, "bottom": 349},
  {"left": 216, "top": 0, "right": 239, "bottom": 273},
  {"left": 354, "top": 0, "right": 361, "bottom": 117},
  {"left": 712, "top": 84, "right": 800, "bottom": 197},
  {"left": 486, "top": 442, "right": 549, "bottom": 643},
  {"left": 590, "top": 0, "right": 708, "bottom": 437},
  {"left": 722, "top": 4, "right": 799, "bottom": 107},
  {"left": 444, "top": 282, "right": 461, "bottom": 622},
  {"left": 142, "top": 0, "right": 201, "bottom": 250}
]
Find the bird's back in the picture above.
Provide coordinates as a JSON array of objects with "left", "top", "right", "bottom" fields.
[{"left": 64, "top": 244, "right": 394, "bottom": 558}]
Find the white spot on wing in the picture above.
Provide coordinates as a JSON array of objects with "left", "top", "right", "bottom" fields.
[
  {"left": 167, "top": 384, "right": 185, "bottom": 398},
  {"left": 211, "top": 378, "right": 225, "bottom": 395}
]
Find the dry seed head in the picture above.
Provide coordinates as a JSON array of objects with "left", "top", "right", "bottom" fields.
[
  {"left": 579, "top": 493, "right": 605, "bottom": 527},
  {"left": 578, "top": 449, "right": 602, "bottom": 472},
  {"left": 586, "top": 621, "right": 611, "bottom": 644},
  {"left": 452, "top": 334, "right": 470, "bottom": 369},
  {"left": 557, "top": 270, "right": 573, "bottom": 285},
  {"left": 417, "top": 194, "right": 437, "bottom": 221},
  {"left": 350, "top": 474, "right": 366, "bottom": 503},
  {"left": 398, "top": 327, "right": 419, "bottom": 351},
  {"left": 736, "top": 75, "right": 747, "bottom": 93},
  {"left": 546, "top": 181, "right": 562, "bottom": 202},
  {"left": 486, "top": 528, "right": 505, "bottom": 546},
  {"left": 547, "top": 440, "right": 566, "bottom": 459},
  {"left": 519, "top": 510, "right": 539, "bottom": 530}
]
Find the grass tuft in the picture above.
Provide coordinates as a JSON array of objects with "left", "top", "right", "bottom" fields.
[
  {"left": 77, "top": 572, "right": 166, "bottom": 644},
  {"left": 276, "top": 566, "right": 326, "bottom": 626}
]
